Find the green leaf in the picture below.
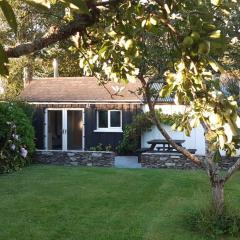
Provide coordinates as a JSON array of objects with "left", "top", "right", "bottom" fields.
[
  {"left": 213, "top": 150, "right": 222, "bottom": 162},
  {"left": 149, "top": 17, "right": 157, "bottom": 25},
  {"left": 98, "top": 42, "right": 111, "bottom": 57},
  {"left": 79, "top": 58, "right": 85, "bottom": 68},
  {"left": 209, "top": 30, "right": 221, "bottom": 39},
  {"left": 185, "top": 128, "right": 190, "bottom": 137},
  {"left": 108, "top": 30, "right": 117, "bottom": 38},
  {"left": 25, "top": 0, "right": 50, "bottom": 11},
  {"left": 177, "top": 126, "right": 183, "bottom": 132},
  {"left": 0, "top": 0, "right": 17, "bottom": 33},
  {"left": 211, "top": 0, "right": 221, "bottom": 6},
  {"left": 160, "top": 84, "right": 173, "bottom": 98},
  {"left": 141, "top": 19, "right": 147, "bottom": 27},
  {"left": 182, "top": 36, "right": 193, "bottom": 48},
  {"left": 209, "top": 60, "right": 225, "bottom": 73},
  {"left": 220, "top": 6, "right": 230, "bottom": 16},
  {"left": 28, "top": 0, "right": 51, "bottom": 7},
  {"left": 202, "top": 23, "right": 216, "bottom": 32},
  {"left": 174, "top": 92, "right": 185, "bottom": 105},
  {"left": 124, "top": 39, "right": 134, "bottom": 50},
  {"left": 171, "top": 123, "right": 177, "bottom": 130},
  {"left": 219, "top": 135, "right": 225, "bottom": 148},
  {"left": 63, "top": 0, "right": 90, "bottom": 15},
  {"left": 198, "top": 41, "right": 210, "bottom": 55}
]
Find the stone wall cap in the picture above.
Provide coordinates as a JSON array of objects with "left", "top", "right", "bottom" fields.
[
  {"left": 36, "top": 150, "right": 115, "bottom": 154},
  {"left": 142, "top": 152, "right": 182, "bottom": 156}
]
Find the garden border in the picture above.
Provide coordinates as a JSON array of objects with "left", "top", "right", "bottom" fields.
[
  {"left": 34, "top": 150, "right": 115, "bottom": 167},
  {"left": 141, "top": 152, "right": 238, "bottom": 170}
]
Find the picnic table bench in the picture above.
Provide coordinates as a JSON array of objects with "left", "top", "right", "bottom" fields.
[
  {"left": 137, "top": 139, "right": 196, "bottom": 162},
  {"left": 147, "top": 139, "right": 185, "bottom": 152}
]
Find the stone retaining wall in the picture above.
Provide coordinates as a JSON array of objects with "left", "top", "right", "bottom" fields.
[
  {"left": 141, "top": 153, "right": 238, "bottom": 170},
  {"left": 35, "top": 151, "right": 115, "bottom": 167}
]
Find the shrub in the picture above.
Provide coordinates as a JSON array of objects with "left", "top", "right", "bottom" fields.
[
  {"left": 116, "top": 112, "right": 153, "bottom": 154},
  {"left": 186, "top": 206, "right": 240, "bottom": 239},
  {"left": 0, "top": 102, "right": 35, "bottom": 173},
  {"left": 90, "top": 143, "right": 112, "bottom": 151},
  {"left": 15, "top": 101, "right": 34, "bottom": 120},
  {"left": 116, "top": 110, "right": 183, "bottom": 154}
]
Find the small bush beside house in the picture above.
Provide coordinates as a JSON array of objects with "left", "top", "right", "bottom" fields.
[
  {"left": 116, "top": 112, "right": 153, "bottom": 154},
  {"left": 0, "top": 102, "right": 35, "bottom": 173},
  {"left": 116, "top": 110, "right": 183, "bottom": 154}
]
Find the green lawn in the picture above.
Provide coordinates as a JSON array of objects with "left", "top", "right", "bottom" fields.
[{"left": 0, "top": 165, "right": 240, "bottom": 240}]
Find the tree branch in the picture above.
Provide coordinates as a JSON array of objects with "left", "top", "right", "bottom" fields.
[
  {"left": 224, "top": 158, "right": 240, "bottom": 182},
  {"left": 138, "top": 74, "right": 202, "bottom": 166},
  {"left": 5, "top": 15, "right": 96, "bottom": 58},
  {"left": 155, "top": 0, "right": 179, "bottom": 36},
  {"left": 5, "top": 0, "right": 124, "bottom": 58}
]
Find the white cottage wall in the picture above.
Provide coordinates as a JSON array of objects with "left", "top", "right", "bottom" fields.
[{"left": 141, "top": 104, "right": 206, "bottom": 155}]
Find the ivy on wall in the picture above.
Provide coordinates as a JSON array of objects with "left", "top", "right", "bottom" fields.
[{"left": 116, "top": 110, "right": 183, "bottom": 154}]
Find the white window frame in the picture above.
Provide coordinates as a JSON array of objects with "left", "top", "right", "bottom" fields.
[{"left": 95, "top": 110, "right": 122, "bottom": 133}]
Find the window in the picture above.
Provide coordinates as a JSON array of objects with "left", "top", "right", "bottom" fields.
[
  {"left": 98, "top": 110, "right": 108, "bottom": 128},
  {"left": 110, "top": 111, "right": 121, "bottom": 127},
  {"left": 96, "top": 110, "right": 122, "bottom": 132}
]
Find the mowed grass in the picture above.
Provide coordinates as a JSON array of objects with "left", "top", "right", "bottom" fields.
[{"left": 0, "top": 165, "right": 240, "bottom": 240}]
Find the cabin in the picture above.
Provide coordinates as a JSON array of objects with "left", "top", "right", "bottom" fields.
[
  {"left": 20, "top": 63, "right": 206, "bottom": 155},
  {"left": 21, "top": 76, "right": 142, "bottom": 151}
]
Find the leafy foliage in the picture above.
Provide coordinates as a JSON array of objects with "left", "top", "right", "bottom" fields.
[
  {"left": 0, "top": 102, "right": 35, "bottom": 173},
  {"left": 73, "top": 0, "right": 240, "bottom": 158},
  {"left": 116, "top": 112, "right": 153, "bottom": 154},
  {"left": 117, "top": 110, "right": 183, "bottom": 154},
  {"left": 0, "top": 0, "right": 91, "bottom": 81},
  {"left": 0, "top": 0, "right": 87, "bottom": 99},
  {"left": 89, "top": 143, "right": 112, "bottom": 151},
  {"left": 1, "top": 51, "right": 83, "bottom": 100},
  {"left": 0, "top": 0, "right": 17, "bottom": 33}
]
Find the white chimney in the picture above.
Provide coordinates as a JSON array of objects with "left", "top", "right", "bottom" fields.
[
  {"left": 23, "top": 67, "right": 32, "bottom": 87},
  {"left": 53, "top": 58, "right": 59, "bottom": 78}
]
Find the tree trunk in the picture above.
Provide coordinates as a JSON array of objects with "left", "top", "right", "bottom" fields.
[{"left": 212, "top": 180, "right": 224, "bottom": 215}]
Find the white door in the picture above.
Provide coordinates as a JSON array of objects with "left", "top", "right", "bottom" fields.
[{"left": 45, "top": 108, "right": 84, "bottom": 151}]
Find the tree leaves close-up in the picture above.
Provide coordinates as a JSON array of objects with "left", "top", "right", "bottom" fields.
[
  {"left": 0, "top": 0, "right": 91, "bottom": 76},
  {"left": 0, "top": 0, "right": 17, "bottom": 33}
]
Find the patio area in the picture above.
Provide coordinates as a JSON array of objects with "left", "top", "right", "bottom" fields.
[{"left": 114, "top": 156, "right": 142, "bottom": 168}]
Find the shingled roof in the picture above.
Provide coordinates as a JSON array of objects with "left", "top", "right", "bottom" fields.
[
  {"left": 148, "top": 81, "right": 174, "bottom": 103},
  {"left": 21, "top": 77, "right": 142, "bottom": 103}
]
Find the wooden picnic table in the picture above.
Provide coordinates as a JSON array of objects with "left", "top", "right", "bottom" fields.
[{"left": 147, "top": 139, "right": 185, "bottom": 152}]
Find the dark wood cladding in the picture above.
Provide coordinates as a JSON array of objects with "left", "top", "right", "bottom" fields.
[
  {"left": 32, "top": 107, "right": 45, "bottom": 149},
  {"left": 32, "top": 103, "right": 141, "bottom": 150},
  {"left": 84, "top": 104, "right": 140, "bottom": 150}
]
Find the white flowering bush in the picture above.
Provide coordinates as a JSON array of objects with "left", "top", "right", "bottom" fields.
[{"left": 0, "top": 102, "right": 35, "bottom": 173}]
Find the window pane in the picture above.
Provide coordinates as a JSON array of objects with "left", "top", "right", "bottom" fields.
[
  {"left": 99, "top": 110, "right": 108, "bottom": 128},
  {"left": 110, "top": 111, "right": 121, "bottom": 127},
  {"left": 67, "top": 110, "right": 82, "bottom": 150},
  {"left": 48, "top": 110, "right": 62, "bottom": 150}
]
